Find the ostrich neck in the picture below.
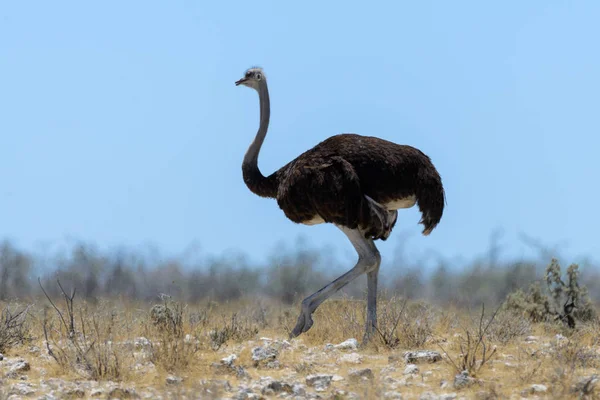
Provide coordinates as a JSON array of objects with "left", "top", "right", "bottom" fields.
[
  {"left": 241, "top": 82, "right": 277, "bottom": 198},
  {"left": 243, "top": 82, "right": 270, "bottom": 167}
]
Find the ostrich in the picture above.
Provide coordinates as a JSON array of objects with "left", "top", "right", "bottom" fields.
[{"left": 235, "top": 67, "right": 445, "bottom": 343}]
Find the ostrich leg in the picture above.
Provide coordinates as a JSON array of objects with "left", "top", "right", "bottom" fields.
[
  {"left": 364, "top": 265, "right": 380, "bottom": 343},
  {"left": 290, "top": 225, "right": 381, "bottom": 340}
]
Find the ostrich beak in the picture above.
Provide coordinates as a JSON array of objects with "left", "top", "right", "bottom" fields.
[{"left": 235, "top": 78, "right": 247, "bottom": 86}]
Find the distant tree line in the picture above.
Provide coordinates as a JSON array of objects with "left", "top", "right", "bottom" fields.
[{"left": 0, "top": 237, "right": 598, "bottom": 307}]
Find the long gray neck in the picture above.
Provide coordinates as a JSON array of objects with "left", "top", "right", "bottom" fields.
[
  {"left": 243, "top": 81, "right": 270, "bottom": 168},
  {"left": 241, "top": 81, "right": 277, "bottom": 198}
]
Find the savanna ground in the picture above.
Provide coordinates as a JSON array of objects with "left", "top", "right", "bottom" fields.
[{"left": 1, "top": 287, "right": 599, "bottom": 400}]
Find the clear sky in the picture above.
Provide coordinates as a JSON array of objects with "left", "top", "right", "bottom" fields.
[{"left": 1, "top": 1, "right": 599, "bottom": 267}]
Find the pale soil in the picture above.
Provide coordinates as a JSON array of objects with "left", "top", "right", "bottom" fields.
[{"left": 0, "top": 299, "right": 598, "bottom": 399}]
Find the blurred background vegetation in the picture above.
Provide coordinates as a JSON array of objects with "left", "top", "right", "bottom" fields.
[{"left": 0, "top": 230, "right": 598, "bottom": 308}]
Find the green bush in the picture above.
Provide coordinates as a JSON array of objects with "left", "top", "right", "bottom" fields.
[{"left": 505, "top": 258, "right": 596, "bottom": 327}]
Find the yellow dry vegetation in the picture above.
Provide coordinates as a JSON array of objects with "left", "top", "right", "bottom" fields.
[{"left": 0, "top": 296, "right": 599, "bottom": 399}]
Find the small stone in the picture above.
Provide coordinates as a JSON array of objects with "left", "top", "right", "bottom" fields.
[
  {"left": 384, "top": 392, "right": 403, "bottom": 399},
  {"left": 573, "top": 374, "right": 599, "bottom": 394},
  {"left": 9, "top": 382, "right": 36, "bottom": 396},
  {"left": 403, "top": 350, "right": 442, "bottom": 364},
  {"left": 531, "top": 384, "right": 547, "bottom": 393},
  {"left": 306, "top": 374, "right": 333, "bottom": 391},
  {"left": 453, "top": 371, "right": 475, "bottom": 389},
  {"left": 266, "top": 360, "right": 280, "bottom": 369},
  {"left": 340, "top": 352, "right": 363, "bottom": 364},
  {"left": 221, "top": 354, "right": 237, "bottom": 366},
  {"left": 107, "top": 387, "right": 137, "bottom": 399},
  {"left": 166, "top": 375, "right": 183, "bottom": 385},
  {"left": 404, "top": 364, "right": 419, "bottom": 375},
  {"left": 524, "top": 336, "right": 538, "bottom": 343},
  {"left": 252, "top": 346, "right": 278, "bottom": 363},
  {"left": 335, "top": 338, "right": 359, "bottom": 351},
  {"left": 439, "top": 394, "right": 458, "bottom": 400},
  {"left": 5, "top": 360, "right": 31, "bottom": 378},
  {"left": 292, "top": 384, "right": 306, "bottom": 396},
  {"left": 134, "top": 336, "right": 151, "bottom": 349},
  {"left": 261, "top": 380, "right": 293, "bottom": 395},
  {"left": 349, "top": 368, "right": 374, "bottom": 381},
  {"left": 235, "top": 366, "right": 251, "bottom": 379},
  {"left": 184, "top": 334, "right": 195, "bottom": 343},
  {"left": 63, "top": 388, "right": 86, "bottom": 398},
  {"left": 332, "top": 375, "right": 345, "bottom": 382}
]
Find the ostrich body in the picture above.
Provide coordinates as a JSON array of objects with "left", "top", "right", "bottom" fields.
[{"left": 236, "top": 67, "right": 445, "bottom": 342}]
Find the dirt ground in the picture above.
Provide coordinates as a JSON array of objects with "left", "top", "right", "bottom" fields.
[{"left": 0, "top": 298, "right": 598, "bottom": 399}]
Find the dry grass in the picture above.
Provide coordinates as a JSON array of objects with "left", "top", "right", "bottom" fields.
[{"left": 0, "top": 294, "right": 598, "bottom": 399}]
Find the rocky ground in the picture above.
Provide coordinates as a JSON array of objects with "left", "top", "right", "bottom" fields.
[
  {"left": 0, "top": 298, "right": 599, "bottom": 399},
  {"left": 0, "top": 332, "right": 599, "bottom": 400}
]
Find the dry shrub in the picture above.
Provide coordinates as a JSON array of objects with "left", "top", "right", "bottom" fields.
[
  {"left": 439, "top": 304, "right": 499, "bottom": 376},
  {"left": 208, "top": 312, "right": 260, "bottom": 350},
  {"left": 375, "top": 296, "right": 436, "bottom": 349},
  {"left": 0, "top": 303, "right": 32, "bottom": 352},
  {"left": 146, "top": 297, "right": 199, "bottom": 372},
  {"left": 40, "top": 280, "right": 125, "bottom": 380},
  {"left": 551, "top": 334, "right": 600, "bottom": 372},
  {"left": 486, "top": 309, "right": 532, "bottom": 345}
]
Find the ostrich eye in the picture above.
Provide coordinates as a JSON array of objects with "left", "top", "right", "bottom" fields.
[{"left": 256, "top": 73, "right": 262, "bottom": 80}]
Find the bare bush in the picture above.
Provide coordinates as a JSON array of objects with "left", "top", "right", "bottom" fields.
[
  {"left": 374, "top": 296, "right": 436, "bottom": 349},
  {"left": 208, "top": 313, "right": 259, "bottom": 350},
  {"left": 439, "top": 304, "right": 499, "bottom": 376},
  {"left": 40, "top": 279, "right": 124, "bottom": 380},
  {"left": 486, "top": 309, "right": 532, "bottom": 345},
  {"left": 0, "top": 303, "right": 31, "bottom": 352}
]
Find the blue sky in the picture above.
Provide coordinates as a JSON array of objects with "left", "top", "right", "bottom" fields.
[{"left": 1, "top": 1, "right": 599, "bottom": 267}]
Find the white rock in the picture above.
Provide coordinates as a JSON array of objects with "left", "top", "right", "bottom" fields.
[
  {"left": 340, "top": 352, "right": 363, "bottom": 364},
  {"left": 251, "top": 346, "right": 278, "bottom": 362},
  {"left": 439, "top": 394, "right": 458, "bottom": 400},
  {"left": 292, "top": 384, "right": 306, "bottom": 396},
  {"left": 524, "top": 336, "right": 538, "bottom": 343},
  {"left": 306, "top": 374, "right": 333, "bottom": 391},
  {"left": 9, "top": 382, "right": 36, "bottom": 396},
  {"left": 166, "top": 375, "right": 183, "bottom": 385},
  {"left": 334, "top": 338, "right": 359, "bottom": 350},
  {"left": 349, "top": 368, "right": 374, "bottom": 381},
  {"left": 531, "top": 384, "right": 548, "bottom": 393},
  {"left": 404, "top": 350, "right": 442, "bottom": 364},
  {"left": 221, "top": 354, "right": 237, "bottom": 366},
  {"left": 404, "top": 364, "right": 419, "bottom": 375},
  {"left": 134, "top": 337, "right": 151, "bottom": 349},
  {"left": 384, "top": 392, "right": 403, "bottom": 399},
  {"left": 9, "top": 360, "right": 31, "bottom": 374}
]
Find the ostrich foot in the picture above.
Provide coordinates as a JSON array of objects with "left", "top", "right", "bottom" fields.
[
  {"left": 290, "top": 309, "right": 314, "bottom": 338},
  {"left": 362, "top": 321, "right": 377, "bottom": 345}
]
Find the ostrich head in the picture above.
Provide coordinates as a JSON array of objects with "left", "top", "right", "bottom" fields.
[{"left": 235, "top": 67, "right": 265, "bottom": 90}]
